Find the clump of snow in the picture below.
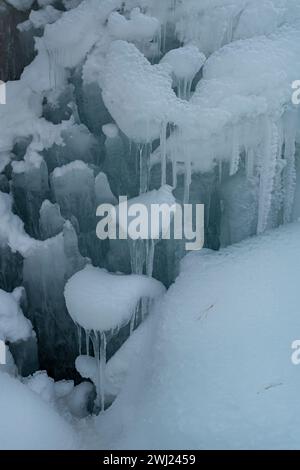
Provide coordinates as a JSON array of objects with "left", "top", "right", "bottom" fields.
[
  {"left": 22, "top": 6, "right": 62, "bottom": 30},
  {"left": 0, "top": 192, "right": 40, "bottom": 257},
  {"left": 67, "top": 381, "right": 95, "bottom": 418},
  {"left": 0, "top": 372, "right": 76, "bottom": 450},
  {"left": 161, "top": 45, "right": 206, "bottom": 82},
  {"left": 114, "top": 185, "right": 176, "bottom": 240},
  {"left": 24, "top": 371, "right": 55, "bottom": 404},
  {"left": 65, "top": 265, "right": 165, "bottom": 332},
  {"left": 51, "top": 160, "right": 93, "bottom": 179},
  {"left": 76, "top": 355, "right": 98, "bottom": 384},
  {"left": 0, "top": 287, "right": 32, "bottom": 343},
  {"left": 160, "top": 45, "right": 206, "bottom": 99},
  {"left": 107, "top": 8, "right": 160, "bottom": 42},
  {"left": 95, "top": 172, "right": 117, "bottom": 205},
  {"left": 102, "top": 40, "right": 178, "bottom": 142},
  {"left": 102, "top": 123, "right": 119, "bottom": 139}
]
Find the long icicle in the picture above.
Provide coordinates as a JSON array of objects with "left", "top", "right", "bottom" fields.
[
  {"left": 230, "top": 127, "right": 240, "bottom": 176},
  {"left": 257, "top": 119, "right": 278, "bottom": 234},
  {"left": 161, "top": 122, "right": 167, "bottom": 186},
  {"left": 283, "top": 113, "right": 297, "bottom": 224}
]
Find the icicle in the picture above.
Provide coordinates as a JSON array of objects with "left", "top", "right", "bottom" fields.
[
  {"left": 141, "top": 298, "right": 149, "bottom": 322},
  {"left": 257, "top": 119, "right": 278, "bottom": 234},
  {"left": 99, "top": 331, "right": 107, "bottom": 413},
  {"left": 146, "top": 239, "right": 155, "bottom": 277},
  {"left": 91, "top": 331, "right": 107, "bottom": 413},
  {"left": 283, "top": 113, "right": 297, "bottom": 224},
  {"left": 162, "top": 21, "right": 167, "bottom": 54},
  {"left": 160, "top": 122, "right": 167, "bottom": 186},
  {"left": 184, "top": 158, "right": 192, "bottom": 203},
  {"left": 218, "top": 160, "right": 223, "bottom": 184},
  {"left": 85, "top": 329, "right": 90, "bottom": 356},
  {"left": 230, "top": 127, "right": 240, "bottom": 176},
  {"left": 77, "top": 324, "right": 82, "bottom": 355},
  {"left": 139, "top": 143, "right": 151, "bottom": 195},
  {"left": 176, "top": 78, "right": 192, "bottom": 101},
  {"left": 245, "top": 148, "right": 255, "bottom": 178},
  {"left": 129, "top": 239, "right": 145, "bottom": 275}
]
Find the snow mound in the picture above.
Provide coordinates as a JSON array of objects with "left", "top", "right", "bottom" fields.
[
  {"left": 64, "top": 265, "right": 165, "bottom": 332},
  {"left": 103, "top": 222, "right": 300, "bottom": 449},
  {"left": 0, "top": 372, "right": 76, "bottom": 450}
]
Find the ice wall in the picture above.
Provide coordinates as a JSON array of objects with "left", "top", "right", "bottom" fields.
[{"left": 1, "top": 0, "right": 300, "bottom": 393}]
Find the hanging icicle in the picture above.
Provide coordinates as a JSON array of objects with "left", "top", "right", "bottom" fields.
[
  {"left": 138, "top": 143, "right": 151, "bottom": 195},
  {"left": 230, "top": 127, "right": 240, "bottom": 176},
  {"left": 160, "top": 121, "right": 168, "bottom": 186},
  {"left": 91, "top": 330, "right": 107, "bottom": 413},
  {"left": 283, "top": 112, "right": 297, "bottom": 224},
  {"left": 257, "top": 119, "right": 279, "bottom": 234},
  {"left": 245, "top": 148, "right": 255, "bottom": 178},
  {"left": 183, "top": 156, "right": 192, "bottom": 203},
  {"left": 77, "top": 324, "right": 82, "bottom": 355}
]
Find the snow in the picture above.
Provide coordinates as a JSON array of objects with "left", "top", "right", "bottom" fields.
[
  {"left": 101, "top": 40, "right": 178, "bottom": 143},
  {"left": 26, "top": 6, "right": 62, "bottom": 30},
  {"left": 95, "top": 172, "right": 118, "bottom": 205},
  {"left": 102, "top": 123, "right": 119, "bottom": 139},
  {"left": 51, "top": 160, "right": 92, "bottom": 179},
  {"left": 101, "top": 222, "right": 300, "bottom": 449},
  {"left": 0, "top": 192, "right": 40, "bottom": 257},
  {"left": 64, "top": 265, "right": 165, "bottom": 332},
  {"left": 0, "top": 372, "right": 76, "bottom": 450},
  {"left": 113, "top": 185, "right": 177, "bottom": 240},
  {"left": 0, "top": 288, "right": 33, "bottom": 343},
  {"left": 107, "top": 8, "right": 160, "bottom": 42},
  {"left": 161, "top": 45, "right": 206, "bottom": 82},
  {"left": 24, "top": 371, "right": 55, "bottom": 404}
]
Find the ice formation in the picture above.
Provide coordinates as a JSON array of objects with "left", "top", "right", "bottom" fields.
[
  {"left": 2, "top": 0, "right": 300, "bottom": 450},
  {"left": 0, "top": 287, "right": 32, "bottom": 342},
  {"left": 65, "top": 265, "right": 164, "bottom": 410}
]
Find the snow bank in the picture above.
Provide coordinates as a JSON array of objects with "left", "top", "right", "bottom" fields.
[
  {"left": 105, "top": 222, "right": 300, "bottom": 449},
  {"left": 64, "top": 265, "right": 165, "bottom": 332},
  {"left": 0, "top": 372, "right": 76, "bottom": 450}
]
